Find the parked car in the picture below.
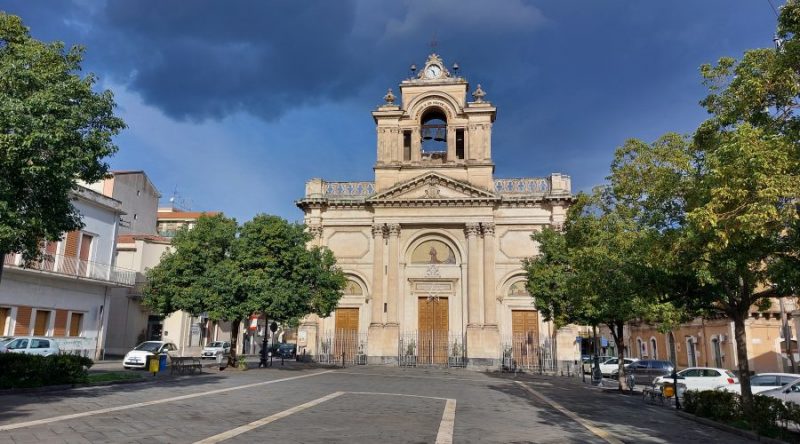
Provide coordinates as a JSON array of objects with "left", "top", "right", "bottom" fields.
[
  {"left": 758, "top": 377, "right": 800, "bottom": 403},
  {"left": 201, "top": 341, "right": 231, "bottom": 359},
  {"left": 653, "top": 367, "right": 737, "bottom": 392},
  {"left": 582, "top": 355, "right": 613, "bottom": 374},
  {"left": 266, "top": 343, "right": 297, "bottom": 359},
  {"left": 717, "top": 373, "right": 800, "bottom": 395},
  {"left": 599, "top": 357, "right": 639, "bottom": 377},
  {"left": 0, "top": 336, "right": 15, "bottom": 352},
  {"left": 611, "top": 359, "right": 674, "bottom": 385},
  {"left": 2, "top": 336, "right": 60, "bottom": 356},
  {"left": 123, "top": 341, "right": 178, "bottom": 369}
]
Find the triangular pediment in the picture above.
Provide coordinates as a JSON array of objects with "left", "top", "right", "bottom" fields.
[{"left": 368, "top": 172, "right": 498, "bottom": 203}]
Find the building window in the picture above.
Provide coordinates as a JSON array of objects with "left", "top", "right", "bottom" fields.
[
  {"left": 636, "top": 338, "right": 645, "bottom": 358},
  {"left": 403, "top": 130, "right": 412, "bottom": 161},
  {"left": 712, "top": 338, "right": 723, "bottom": 368},
  {"left": 455, "top": 128, "right": 465, "bottom": 159},
  {"left": 69, "top": 312, "right": 84, "bottom": 337},
  {"left": 33, "top": 310, "right": 51, "bottom": 336},
  {"left": 0, "top": 307, "right": 8, "bottom": 335},
  {"left": 687, "top": 338, "right": 697, "bottom": 367},
  {"left": 650, "top": 338, "right": 658, "bottom": 359}
]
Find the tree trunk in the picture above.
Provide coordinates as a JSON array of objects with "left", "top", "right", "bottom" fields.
[
  {"left": 228, "top": 319, "right": 241, "bottom": 366},
  {"left": 609, "top": 321, "right": 628, "bottom": 391},
  {"left": 733, "top": 312, "right": 753, "bottom": 413}
]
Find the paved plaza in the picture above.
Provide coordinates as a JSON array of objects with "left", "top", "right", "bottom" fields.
[{"left": 0, "top": 365, "right": 751, "bottom": 443}]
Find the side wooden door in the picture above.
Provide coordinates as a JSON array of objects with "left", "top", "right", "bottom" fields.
[
  {"left": 511, "top": 310, "right": 539, "bottom": 368},
  {"left": 334, "top": 308, "right": 359, "bottom": 360}
]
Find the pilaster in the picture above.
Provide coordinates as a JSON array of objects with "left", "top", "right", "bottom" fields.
[
  {"left": 465, "top": 223, "right": 481, "bottom": 326},
  {"left": 482, "top": 223, "right": 497, "bottom": 327},
  {"left": 386, "top": 223, "right": 401, "bottom": 326}
]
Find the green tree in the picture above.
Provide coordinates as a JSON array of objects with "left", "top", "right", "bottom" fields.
[
  {"left": 235, "top": 214, "right": 345, "bottom": 329},
  {"left": 611, "top": 126, "right": 799, "bottom": 410},
  {"left": 0, "top": 13, "right": 125, "bottom": 282},
  {"left": 142, "top": 214, "right": 247, "bottom": 361},
  {"left": 525, "top": 190, "right": 681, "bottom": 390}
]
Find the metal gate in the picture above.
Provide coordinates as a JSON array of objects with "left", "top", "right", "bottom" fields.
[
  {"left": 398, "top": 331, "right": 466, "bottom": 367},
  {"left": 317, "top": 330, "right": 367, "bottom": 365}
]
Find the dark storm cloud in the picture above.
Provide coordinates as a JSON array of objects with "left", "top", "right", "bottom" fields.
[{"left": 91, "top": 1, "right": 362, "bottom": 121}]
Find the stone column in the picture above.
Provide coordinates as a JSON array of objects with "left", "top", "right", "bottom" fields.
[
  {"left": 386, "top": 223, "right": 401, "bottom": 325},
  {"left": 370, "top": 224, "right": 385, "bottom": 326},
  {"left": 465, "top": 223, "right": 481, "bottom": 326},
  {"left": 482, "top": 223, "right": 497, "bottom": 326}
]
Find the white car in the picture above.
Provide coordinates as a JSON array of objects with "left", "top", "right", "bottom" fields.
[
  {"left": 653, "top": 366, "right": 738, "bottom": 392},
  {"left": 759, "top": 377, "right": 800, "bottom": 403},
  {"left": 599, "top": 357, "right": 639, "bottom": 377},
  {"left": 201, "top": 341, "right": 231, "bottom": 359},
  {"left": 123, "top": 341, "right": 178, "bottom": 369},
  {"left": 2, "top": 337, "right": 60, "bottom": 356},
  {"left": 716, "top": 373, "right": 800, "bottom": 395}
]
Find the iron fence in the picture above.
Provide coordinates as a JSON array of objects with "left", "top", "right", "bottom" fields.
[
  {"left": 398, "top": 331, "right": 466, "bottom": 367},
  {"left": 501, "top": 333, "right": 556, "bottom": 373},
  {"left": 316, "top": 330, "right": 367, "bottom": 366}
]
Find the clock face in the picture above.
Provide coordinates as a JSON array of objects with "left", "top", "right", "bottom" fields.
[{"left": 425, "top": 65, "right": 442, "bottom": 79}]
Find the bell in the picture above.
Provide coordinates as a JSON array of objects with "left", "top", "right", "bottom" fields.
[
  {"left": 421, "top": 128, "right": 433, "bottom": 140},
  {"left": 433, "top": 128, "right": 446, "bottom": 142}
]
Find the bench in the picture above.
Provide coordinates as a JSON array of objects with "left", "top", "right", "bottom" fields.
[{"left": 170, "top": 356, "right": 202, "bottom": 375}]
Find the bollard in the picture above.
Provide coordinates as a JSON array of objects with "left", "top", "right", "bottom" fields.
[{"left": 342, "top": 351, "right": 346, "bottom": 368}]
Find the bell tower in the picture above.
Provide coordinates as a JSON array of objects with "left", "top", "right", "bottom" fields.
[{"left": 372, "top": 54, "right": 497, "bottom": 192}]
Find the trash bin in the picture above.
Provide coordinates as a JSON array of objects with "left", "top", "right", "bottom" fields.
[
  {"left": 159, "top": 353, "right": 168, "bottom": 371},
  {"left": 147, "top": 355, "right": 159, "bottom": 374}
]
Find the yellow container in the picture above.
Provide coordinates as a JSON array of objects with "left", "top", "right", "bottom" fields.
[
  {"left": 663, "top": 384, "right": 675, "bottom": 398},
  {"left": 148, "top": 355, "right": 159, "bottom": 374}
]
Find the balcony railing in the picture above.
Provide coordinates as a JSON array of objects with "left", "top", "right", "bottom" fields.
[
  {"left": 323, "top": 181, "right": 376, "bottom": 198},
  {"left": 3, "top": 252, "right": 136, "bottom": 286},
  {"left": 494, "top": 178, "right": 551, "bottom": 195}
]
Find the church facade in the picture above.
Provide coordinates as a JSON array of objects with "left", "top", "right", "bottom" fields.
[{"left": 297, "top": 54, "right": 577, "bottom": 368}]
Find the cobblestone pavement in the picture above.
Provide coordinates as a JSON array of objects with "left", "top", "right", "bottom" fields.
[{"left": 0, "top": 365, "right": 753, "bottom": 443}]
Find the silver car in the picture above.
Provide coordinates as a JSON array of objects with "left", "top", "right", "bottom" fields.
[
  {"left": 201, "top": 341, "right": 231, "bottom": 359},
  {"left": 759, "top": 376, "right": 800, "bottom": 403},
  {"left": 2, "top": 337, "right": 60, "bottom": 356}
]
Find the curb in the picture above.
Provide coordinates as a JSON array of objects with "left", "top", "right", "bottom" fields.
[{"left": 675, "top": 410, "right": 788, "bottom": 444}]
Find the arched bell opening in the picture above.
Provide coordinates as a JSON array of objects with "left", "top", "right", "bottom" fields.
[{"left": 420, "top": 108, "right": 448, "bottom": 161}]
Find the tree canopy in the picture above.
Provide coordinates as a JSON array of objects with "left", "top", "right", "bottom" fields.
[
  {"left": 0, "top": 13, "right": 125, "bottom": 267},
  {"left": 525, "top": 189, "right": 682, "bottom": 389},
  {"left": 607, "top": 1, "right": 800, "bottom": 409},
  {"left": 142, "top": 213, "right": 346, "bottom": 359}
]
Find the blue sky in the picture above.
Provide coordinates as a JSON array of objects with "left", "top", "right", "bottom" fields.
[{"left": 3, "top": 1, "right": 783, "bottom": 223}]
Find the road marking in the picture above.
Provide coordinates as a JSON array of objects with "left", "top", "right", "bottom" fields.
[
  {"left": 0, "top": 370, "right": 334, "bottom": 432},
  {"left": 435, "top": 398, "right": 457, "bottom": 444},
  {"left": 193, "top": 390, "right": 457, "bottom": 444},
  {"left": 516, "top": 381, "right": 623, "bottom": 444},
  {"left": 193, "top": 391, "right": 345, "bottom": 444},
  {"left": 336, "top": 370, "right": 490, "bottom": 383}
]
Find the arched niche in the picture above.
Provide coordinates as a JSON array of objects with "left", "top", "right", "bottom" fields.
[
  {"left": 404, "top": 230, "right": 464, "bottom": 266},
  {"left": 410, "top": 239, "right": 457, "bottom": 265},
  {"left": 341, "top": 272, "right": 370, "bottom": 302}
]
